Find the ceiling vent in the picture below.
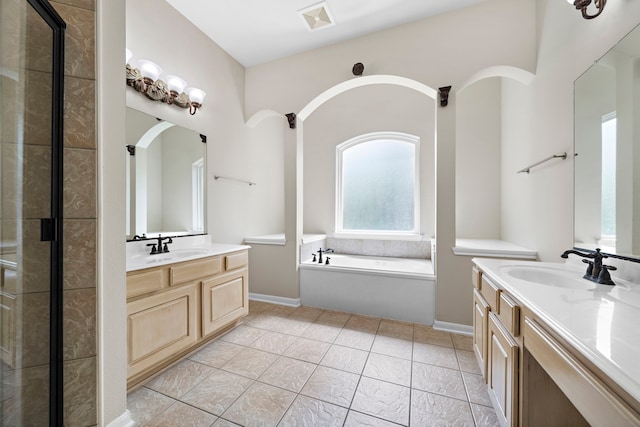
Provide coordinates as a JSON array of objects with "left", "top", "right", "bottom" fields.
[{"left": 299, "top": 2, "right": 335, "bottom": 31}]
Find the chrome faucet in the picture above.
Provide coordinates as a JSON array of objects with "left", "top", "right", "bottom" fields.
[{"left": 561, "top": 248, "right": 617, "bottom": 285}]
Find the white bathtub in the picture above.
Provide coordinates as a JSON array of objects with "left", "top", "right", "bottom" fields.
[{"left": 299, "top": 254, "right": 435, "bottom": 325}]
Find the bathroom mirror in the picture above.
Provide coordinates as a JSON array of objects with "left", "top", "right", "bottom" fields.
[
  {"left": 126, "top": 107, "right": 206, "bottom": 239},
  {"left": 574, "top": 23, "right": 640, "bottom": 258}
]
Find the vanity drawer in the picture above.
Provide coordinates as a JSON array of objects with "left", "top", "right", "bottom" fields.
[
  {"left": 225, "top": 251, "right": 248, "bottom": 271},
  {"left": 170, "top": 256, "right": 222, "bottom": 285},
  {"left": 127, "top": 269, "right": 164, "bottom": 299},
  {"left": 498, "top": 292, "right": 520, "bottom": 337},
  {"left": 472, "top": 266, "right": 482, "bottom": 289},
  {"left": 480, "top": 276, "right": 500, "bottom": 311}
]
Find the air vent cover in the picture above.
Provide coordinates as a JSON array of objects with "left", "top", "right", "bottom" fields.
[{"left": 299, "top": 2, "right": 335, "bottom": 31}]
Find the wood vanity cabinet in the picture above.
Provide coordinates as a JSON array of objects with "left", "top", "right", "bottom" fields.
[{"left": 126, "top": 250, "right": 248, "bottom": 388}]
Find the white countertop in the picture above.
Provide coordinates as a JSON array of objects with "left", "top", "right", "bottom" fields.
[
  {"left": 473, "top": 258, "right": 640, "bottom": 404},
  {"left": 127, "top": 241, "right": 250, "bottom": 272},
  {"left": 454, "top": 239, "right": 537, "bottom": 259}
]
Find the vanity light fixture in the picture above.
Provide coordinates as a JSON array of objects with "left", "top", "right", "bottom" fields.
[
  {"left": 568, "top": 0, "right": 606, "bottom": 20},
  {"left": 125, "top": 49, "right": 206, "bottom": 115}
]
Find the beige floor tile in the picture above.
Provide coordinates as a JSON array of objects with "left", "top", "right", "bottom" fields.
[
  {"left": 278, "top": 395, "right": 348, "bottom": 427},
  {"left": 288, "top": 306, "right": 324, "bottom": 322},
  {"left": 189, "top": 340, "right": 244, "bottom": 368},
  {"left": 180, "top": 369, "right": 253, "bottom": 416},
  {"left": 266, "top": 317, "right": 311, "bottom": 336},
  {"left": 249, "top": 331, "right": 297, "bottom": 355},
  {"left": 452, "top": 333, "right": 474, "bottom": 351},
  {"left": 220, "top": 324, "right": 267, "bottom": 345},
  {"left": 248, "top": 301, "right": 272, "bottom": 314},
  {"left": 300, "top": 366, "right": 359, "bottom": 408},
  {"left": 300, "top": 323, "right": 341, "bottom": 343},
  {"left": 258, "top": 356, "right": 316, "bottom": 392},
  {"left": 371, "top": 335, "right": 413, "bottom": 360},
  {"left": 221, "top": 347, "right": 278, "bottom": 379},
  {"left": 362, "top": 353, "right": 411, "bottom": 387},
  {"left": 145, "top": 359, "right": 216, "bottom": 399},
  {"left": 283, "top": 337, "right": 331, "bottom": 363},
  {"left": 320, "top": 344, "right": 369, "bottom": 374},
  {"left": 377, "top": 319, "right": 413, "bottom": 340},
  {"left": 413, "top": 324, "right": 453, "bottom": 348},
  {"left": 457, "top": 349, "right": 482, "bottom": 375},
  {"left": 410, "top": 389, "right": 475, "bottom": 427},
  {"left": 334, "top": 328, "right": 375, "bottom": 351},
  {"left": 462, "top": 372, "right": 492, "bottom": 406},
  {"left": 145, "top": 401, "right": 217, "bottom": 427},
  {"left": 351, "top": 377, "right": 410, "bottom": 426},
  {"left": 471, "top": 403, "right": 501, "bottom": 427},
  {"left": 246, "top": 314, "right": 281, "bottom": 330},
  {"left": 222, "top": 382, "right": 296, "bottom": 427},
  {"left": 343, "top": 315, "right": 381, "bottom": 333},
  {"left": 265, "top": 304, "right": 297, "bottom": 318},
  {"left": 314, "top": 310, "right": 350, "bottom": 327},
  {"left": 213, "top": 419, "right": 242, "bottom": 427},
  {"left": 344, "top": 410, "right": 400, "bottom": 426},
  {"left": 412, "top": 342, "right": 458, "bottom": 369},
  {"left": 127, "top": 387, "right": 175, "bottom": 426},
  {"left": 412, "top": 362, "right": 467, "bottom": 400}
]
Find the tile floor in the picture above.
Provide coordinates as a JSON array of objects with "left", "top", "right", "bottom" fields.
[{"left": 128, "top": 301, "right": 500, "bottom": 427}]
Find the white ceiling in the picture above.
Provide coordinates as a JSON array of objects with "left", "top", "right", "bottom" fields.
[{"left": 165, "top": 0, "right": 487, "bottom": 67}]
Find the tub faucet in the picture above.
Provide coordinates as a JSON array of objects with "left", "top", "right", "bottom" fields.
[
  {"left": 561, "top": 248, "right": 616, "bottom": 285},
  {"left": 317, "top": 248, "right": 335, "bottom": 264}
]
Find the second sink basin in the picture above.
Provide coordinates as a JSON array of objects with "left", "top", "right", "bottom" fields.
[
  {"left": 499, "top": 265, "right": 591, "bottom": 289},
  {"left": 132, "top": 248, "right": 211, "bottom": 263}
]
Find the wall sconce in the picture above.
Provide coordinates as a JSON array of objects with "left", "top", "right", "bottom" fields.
[
  {"left": 125, "top": 50, "right": 206, "bottom": 115},
  {"left": 568, "top": 0, "right": 606, "bottom": 19}
]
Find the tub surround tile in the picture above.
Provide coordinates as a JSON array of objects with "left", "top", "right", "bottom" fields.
[
  {"left": 351, "top": 377, "right": 410, "bottom": 425},
  {"left": 410, "top": 389, "right": 475, "bottom": 427},
  {"left": 222, "top": 382, "right": 296, "bottom": 427},
  {"left": 221, "top": 347, "right": 278, "bottom": 379},
  {"left": 127, "top": 387, "right": 175, "bottom": 426},
  {"left": 188, "top": 340, "right": 244, "bottom": 368},
  {"left": 63, "top": 287, "right": 96, "bottom": 360},
  {"left": 145, "top": 359, "right": 215, "bottom": 399},
  {"left": 146, "top": 401, "right": 217, "bottom": 427},
  {"left": 180, "top": 369, "right": 253, "bottom": 416},
  {"left": 320, "top": 344, "right": 368, "bottom": 374},
  {"left": 283, "top": 337, "right": 331, "bottom": 363},
  {"left": 413, "top": 342, "right": 459, "bottom": 370},
  {"left": 278, "top": 395, "right": 347, "bottom": 427},
  {"left": 258, "top": 356, "right": 315, "bottom": 392},
  {"left": 300, "top": 366, "right": 359, "bottom": 408},
  {"left": 412, "top": 362, "right": 467, "bottom": 401},
  {"left": 362, "top": 353, "right": 411, "bottom": 387},
  {"left": 63, "top": 219, "right": 97, "bottom": 290}
]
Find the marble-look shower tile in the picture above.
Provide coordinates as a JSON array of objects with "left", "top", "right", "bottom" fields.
[
  {"left": 258, "top": 356, "right": 316, "bottom": 392},
  {"left": 23, "top": 70, "right": 53, "bottom": 147},
  {"left": 64, "top": 148, "right": 96, "bottom": 219},
  {"left": 377, "top": 319, "right": 413, "bottom": 340},
  {"left": 180, "top": 369, "right": 253, "bottom": 416},
  {"left": 300, "top": 366, "right": 359, "bottom": 408},
  {"left": 146, "top": 401, "right": 217, "bottom": 427},
  {"left": 64, "top": 288, "right": 96, "bottom": 360},
  {"left": 64, "top": 356, "right": 97, "bottom": 427},
  {"left": 17, "top": 291, "right": 50, "bottom": 368},
  {"left": 462, "top": 372, "right": 492, "bottom": 406},
  {"left": 471, "top": 403, "right": 501, "bottom": 427},
  {"left": 220, "top": 347, "right": 278, "bottom": 379},
  {"left": 452, "top": 333, "right": 474, "bottom": 351},
  {"left": 343, "top": 410, "right": 400, "bottom": 427},
  {"left": 249, "top": 331, "right": 297, "bottom": 355},
  {"left": 413, "top": 324, "right": 453, "bottom": 347},
  {"left": 334, "top": 329, "right": 375, "bottom": 351},
  {"left": 64, "top": 76, "right": 95, "bottom": 149},
  {"left": 127, "top": 387, "right": 175, "bottom": 426},
  {"left": 351, "top": 377, "right": 410, "bottom": 426},
  {"left": 222, "top": 382, "right": 296, "bottom": 427},
  {"left": 412, "top": 362, "right": 467, "bottom": 400},
  {"left": 145, "top": 359, "right": 215, "bottom": 399},
  {"left": 457, "top": 349, "right": 482, "bottom": 375},
  {"left": 320, "top": 344, "right": 368, "bottom": 374},
  {"left": 22, "top": 143, "right": 52, "bottom": 218},
  {"left": 63, "top": 219, "right": 96, "bottom": 290},
  {"left": 188, "top": 340, "right": 244, "bottom": 368},
  {"left": 278, "top": 395, "right": 347, "bottom": 427},
  {"left": 21, "top": 219, "right": 51, "bottom": 293},
  {"left": 413, "top": 342, "right": 459, "bottom": 369},
  {"left": 25, "top": 8, "right": 54, "bottom": 73},
  {"left": 2, "top": 364, "right": 49, "bottom": 427},
  {"left": 50, "top": 3, "right": 95, "bottom": 79},
  {"left": 283, "top": 337, "right": 330, "bottom": 364},
  {"left": 220, "top": 324, "right": 266, "bottom": 345},
  {"left": 362, "top": 353, "right": 411, "bottom": 387},
  {"left": 371, "top": 335, "right": 413, "bottom": 360},
  {"left": 52, "top": 0, "right": 95, "bottom": 11},
  {"left": 410, "top": 389, "right": 475, "bottom": 427}
]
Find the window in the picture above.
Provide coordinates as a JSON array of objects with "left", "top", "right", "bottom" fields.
[
  {"left": 192, "top": 158, "right": 204, "bottom": 232},
  {"left": 601, "top": 112, "right": 616, "bottom": 245},
  {"left": 336, "top": 132, "right": 420, "bottom": 235}
]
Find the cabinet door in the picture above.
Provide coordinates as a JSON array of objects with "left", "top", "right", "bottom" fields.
[
  {"left": 127, "top": 283, "right": 198, "bottom": 380},
  {"left": 473, "top": 288, "right": 489, "bottom": 381},
  {"left": 202, "top": 270, "right": 248, "bottom": 337},
  {"left": 488, "top": 312, "right": 519, "bottom": 427}
]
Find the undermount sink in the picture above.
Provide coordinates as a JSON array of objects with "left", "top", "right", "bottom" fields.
[
  {"left": 498, "top": 265, "right": 591, "bottom": 289},
  {"left": 131, "top": 248, "right": 211, "bottom": 263}
]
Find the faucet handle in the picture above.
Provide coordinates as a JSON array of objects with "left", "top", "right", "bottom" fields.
[
  {"left": 581, "top": 259, "right": 594, "bottom": 277},
  {"left": 146, "top": 243, "right": 158, "bottom": 254},
  {"left": 598, "top": 264, "right": 617, "bottom": 285}
]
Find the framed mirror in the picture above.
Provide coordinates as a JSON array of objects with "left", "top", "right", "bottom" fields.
[
  {"left": 574, "top": 24, "right": 640, "bottom": 258},
  {"left": 126, "top": 107, "right": 206, "bottom": 240}
]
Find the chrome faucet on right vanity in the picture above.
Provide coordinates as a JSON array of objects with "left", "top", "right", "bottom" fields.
[{"left": 561, "top": 248, "right": 617, "bottom": 285}]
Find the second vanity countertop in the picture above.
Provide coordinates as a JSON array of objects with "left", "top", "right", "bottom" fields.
[
  {"left": 127, "top": 240, "right": 250, "bottom": 272},
  {"left": 473, "top": 258, "right": 640, "bottom": 405}
]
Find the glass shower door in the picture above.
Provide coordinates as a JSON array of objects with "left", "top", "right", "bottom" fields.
[{"left": 0, "top": 0, "right": 65, "bottom": 425}]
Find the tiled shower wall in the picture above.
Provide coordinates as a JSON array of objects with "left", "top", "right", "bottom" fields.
[{"left": 56, "top": 0, "right": 97, "bottom": 425}]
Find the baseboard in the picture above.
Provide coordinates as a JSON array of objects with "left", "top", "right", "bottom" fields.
[
  {"left": 106, "top": 410, "right": 135, "bottom": 427},
  {"left": 249, "top": 293, "right": 301, "bottom": 307},
  {"left": 433, "top": 320, "right": 473, "bottom": 335}
]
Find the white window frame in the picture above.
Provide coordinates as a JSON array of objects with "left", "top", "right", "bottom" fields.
[{"left": 335, "top": 131, "right": 421, "bottom": 239}]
